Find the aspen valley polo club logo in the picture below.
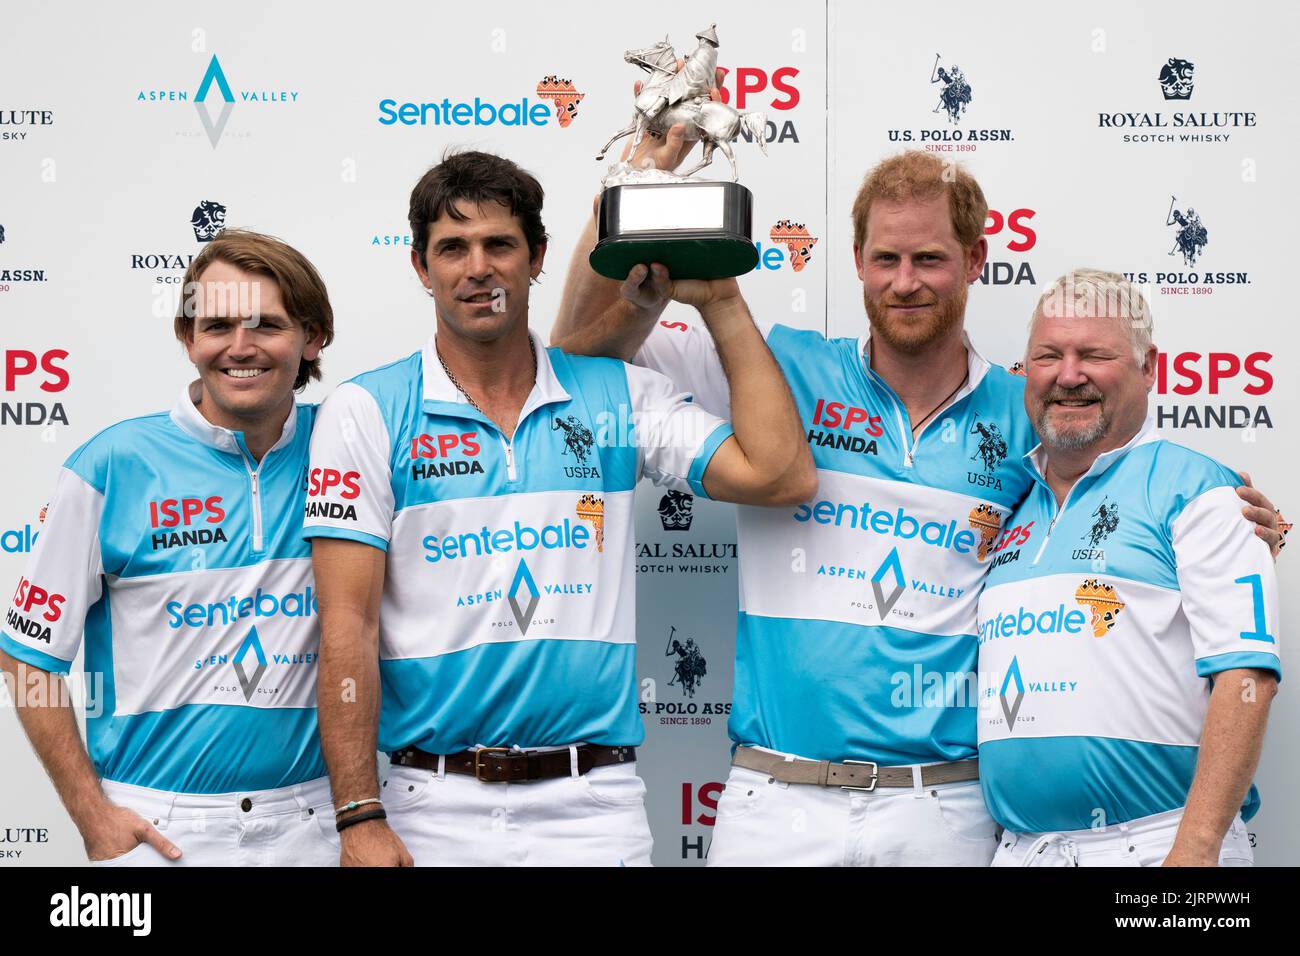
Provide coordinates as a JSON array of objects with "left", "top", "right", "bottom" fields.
[
  {"left": 137, "top": 55, "right": 301, "bottom": 147},
  {"left": 887, "top": 53, "right": 1014, "bottom": 152},
  {"left": 1097, "top": 57, "right": 1258, "bottom": 144}
]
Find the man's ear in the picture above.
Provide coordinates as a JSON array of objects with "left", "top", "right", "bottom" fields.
[
  {"left": 411, "top": 248, "right": 431, "bottom": 289},
  {"left": 530, "top": 241, "right": 548, "bottom": 280},
  {"left": 966, "top": 236, "right": 988, "bottom": 284}
]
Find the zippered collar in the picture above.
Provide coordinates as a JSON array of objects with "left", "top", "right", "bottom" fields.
[
  {"left": 1024, "top": 413, "right": 1159, "bottom": 491},
  {"left": 169, "top": 380, "right": 299, "bottom": 458},
  {"left": 857, "top": 329, "right": 993, "bottom": 399},
  {"left": 421, "top": 328, "right": 571, "bottom": 421}
]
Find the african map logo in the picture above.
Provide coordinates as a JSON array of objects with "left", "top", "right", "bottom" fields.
[
  {"left": 970, "top": 418, "right": 1008, "bottom": 472},
  {"left": 576, "top": 494, "right": 605, "bottom": 552},
  {"left": 536, "top": 76, "right": 585, "bottom": 127},
  {"left": 1158, "top": 57, "right": 1195, "bottom": 101},
  {"left": 931, "top": 53, "right": 972, "bottom": 124},
  {"left": 1075, "top": 579, "right": 1126, "bottom": 637},
  {"left": 191, "top": 200, "right": 227, "bottom": 242},
  {"left": 770, "top": 219, "right": 818, "bottom": 271},
  {"left": 1083, "top": 497, "right": 1120, "bottom": 548},
  {"left": 969, "top": 504, "right": 1003, "bottom": 561},
  {"left": 1167, "top": 195, "right": 1208, "bottom": 268},
  {"left": 658, "top": 490, "right": 694, "bottom": 531},
  {"left": 665, "top": 625, "right": 707, "bottom": 699}
]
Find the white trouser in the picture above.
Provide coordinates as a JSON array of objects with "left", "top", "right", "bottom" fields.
[
  {"left": 92, "top": 776, "right": 339, "bottom": 867},
  {"left": 992, "top": 807, "right": 1254, "bottom": 867},
  {"left": 382, "top": 750, "right": 654, "bottom": 867},
  {"left": 707, "top": 748, "right": 1000, "bottom": 866}
]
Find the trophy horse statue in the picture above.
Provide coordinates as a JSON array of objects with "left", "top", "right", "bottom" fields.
[{"left": 595, "top": 24, "right": 768, "bottom": 181}]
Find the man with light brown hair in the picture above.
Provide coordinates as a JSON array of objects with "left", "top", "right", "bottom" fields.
[
  {"left": 0, "top": 228, "right": 339, "bottom": 866},
  {"left": 554, "top": 145, "right": 1282, "bottom": 865}
]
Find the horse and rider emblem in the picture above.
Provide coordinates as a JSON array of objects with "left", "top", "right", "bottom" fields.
[
  {"left": 1167, "top": 196, "right": 1208, "bottom": 268},
  {"left": 596, "top": 24, "right": 768, "bottom": 181},
  {"left": 970, "top": 419, "right": 1008, "bottom": 472},
  {"left": 1083, "top": 497, "right": 1120, "bottom": 548},
  {"left": 665, "top": 626, "right": 707, "bottom": 698},
  {"left": 553, "top": 414, "right": 595, "bottom": 465},
  {"left": 931, "top": 54, "right": 972, "bottom": 124}
]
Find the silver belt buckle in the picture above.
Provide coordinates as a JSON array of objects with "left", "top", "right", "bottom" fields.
[{"left": 839, "top": 759, "right": 878, "bottom": 792}]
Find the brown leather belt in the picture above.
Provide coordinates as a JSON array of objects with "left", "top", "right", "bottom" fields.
[
  {"left": 390, "top": 745, "right": 636, "bottom": 783},
  {"left": 734, "top": 746, "right": 978, "bottom": 791}
]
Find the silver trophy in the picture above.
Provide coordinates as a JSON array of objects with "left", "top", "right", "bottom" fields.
[{"left": 590, "top": 24, "right": 768, "bottom": 280}]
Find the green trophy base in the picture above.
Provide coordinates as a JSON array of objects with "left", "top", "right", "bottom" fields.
[{"left": 589, "top": 181, "right": 757, "bottom": 281}]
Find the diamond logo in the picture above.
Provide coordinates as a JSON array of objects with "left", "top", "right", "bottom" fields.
[
  {"left": 870, "top": 548, "right": 907, "bottom": 621},
  {"left": 998, "top": 656, "right": 1025, "bottom": 730},
  {"left": 232, "top": 626, "right": 268, "bottom": 701},
  {"left": 507, "top": 559, "right": 540, "bottom": 635},
  {"left": 194, "top": 55, "right": 235, "bottom": 148}
]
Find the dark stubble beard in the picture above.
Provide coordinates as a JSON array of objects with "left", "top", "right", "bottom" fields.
[{"left": 864, "top": 280, "right": 969, "bottom": 355}]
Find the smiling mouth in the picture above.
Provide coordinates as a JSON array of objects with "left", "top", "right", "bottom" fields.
[
  {"left": 1051, "top": 398, "right": 1100, "bottom": 409},
  {"left": 223, "top": 368, "right": 268, "bottom": 379},
  {"left": 459, "top": 292, "right": 496, "bottom": 304}
]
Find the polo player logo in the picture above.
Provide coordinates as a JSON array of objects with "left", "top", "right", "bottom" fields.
[
  {"left": 1157, "top": 57, "right": 1195, "bottom": 100},
  {"left": 970, "top": 419, "right": 1008, "bottom": 472},
  {"left": 658, "top": 490, "right": 694, "bottom": 531},
  {"left": 665, "top": 626, "right": 707, "bottom": 698},
  {"left": 553, "top": 415, "right": 595, "bottom": 464},
  {"left": 1084, "top": 497, "right": 1120, "bottom": 548},
  {"left": 1167, "top": 196, "right": 1208, "bottom": 268},
  {"left": 931, "top": 54, "right": 972, "bottom": 124},
  {"left": 191, "top": 200, "right": 227, "bottom": 242}
]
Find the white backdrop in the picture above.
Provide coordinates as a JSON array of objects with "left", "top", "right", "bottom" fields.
[{"left": 0, "top": 0, "right": 1294, "bottom": 866}]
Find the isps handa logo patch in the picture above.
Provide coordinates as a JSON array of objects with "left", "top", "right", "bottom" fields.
[{"left": 1075, "top": 578, "right": 1126, "bottom": 637}]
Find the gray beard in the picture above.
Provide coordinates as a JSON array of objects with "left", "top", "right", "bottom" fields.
[{"left": 1036, "top": 407, "right": 1111, "bottom": 451}]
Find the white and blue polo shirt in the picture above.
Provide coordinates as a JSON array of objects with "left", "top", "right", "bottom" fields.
[
  {"left": 301, "top": 330, "right": 731, "bottom": 755},
  {"left": 636, "top": 321, "right": 1037, "bottom": 765},
  {"left": 976, "top": 417, "right": 1282, "bottom": 833},
  {"left": 1, "top": 385, "right": 326, "bottom": 794}
]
